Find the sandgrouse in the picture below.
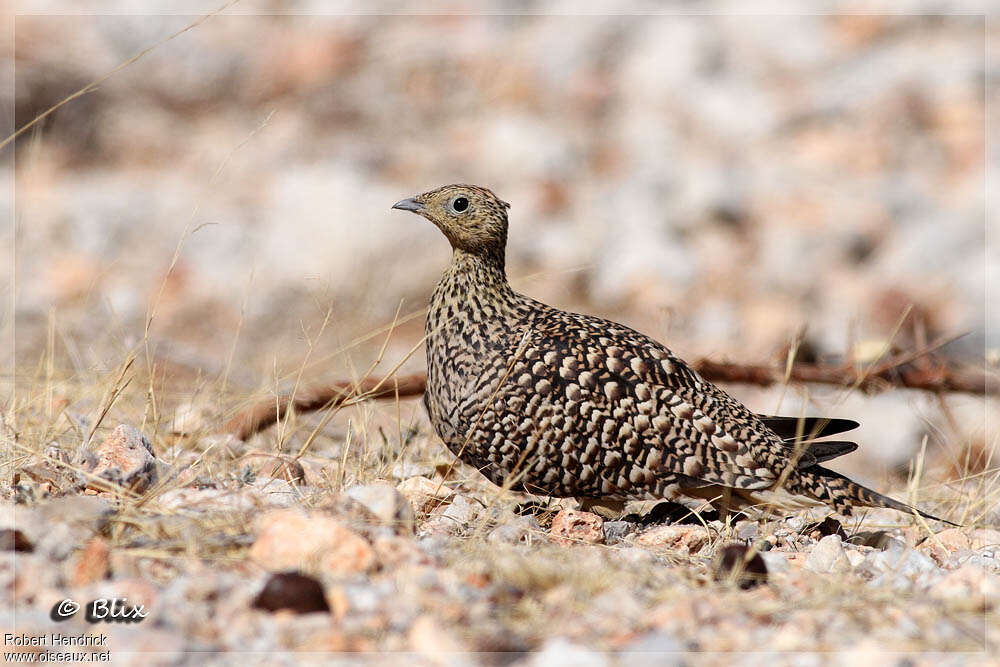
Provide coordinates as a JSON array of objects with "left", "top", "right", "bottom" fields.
[{"left": 393, "top": 184, "right": 947, "bottom": 522}]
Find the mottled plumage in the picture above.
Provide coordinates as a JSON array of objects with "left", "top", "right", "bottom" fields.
[{"left": 392, "top": 184, "right": 948, "bottom": 522}]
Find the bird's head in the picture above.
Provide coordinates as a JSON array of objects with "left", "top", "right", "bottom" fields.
[{"left": 392, "top": 184, "right": 510, "bottom": 258}]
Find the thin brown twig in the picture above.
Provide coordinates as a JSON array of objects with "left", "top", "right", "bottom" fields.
[
  {"left": 225, "top": 374, "right": 427, "bottom": 441},
  {"left": 691, "top": 357, "right": 993, "bottom": 395}
]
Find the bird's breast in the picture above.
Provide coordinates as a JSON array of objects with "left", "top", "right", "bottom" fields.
[{"left": 424, "top": 283, "right": 522, "bottom": 445}]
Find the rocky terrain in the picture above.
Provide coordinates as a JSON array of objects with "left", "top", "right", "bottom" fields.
[
  {"left": 1, "top": 403, "right": 996, "bottom": 664},
  {"left": 2, "top": 4, "right": 997, "bottom": 665}
]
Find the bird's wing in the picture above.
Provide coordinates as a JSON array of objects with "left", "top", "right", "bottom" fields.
[{"left": 519, "top": 312, "right": 799, "bottom": 493}]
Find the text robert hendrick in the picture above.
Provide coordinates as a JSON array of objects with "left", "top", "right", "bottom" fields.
[{"left": 5, "top": 633, "right": 108, "bottom": 647}]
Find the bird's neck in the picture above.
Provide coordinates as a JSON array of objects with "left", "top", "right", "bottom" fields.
[
  {"left": 446, "top": 247, "right": 508, "bottom": 288},
  {"left": 429, "top": 246, "right": 516, "bottom": 316}
]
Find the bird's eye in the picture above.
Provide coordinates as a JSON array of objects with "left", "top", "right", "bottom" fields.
[{"left": 451, "top": 197, "right": 469, "bottom": 213}]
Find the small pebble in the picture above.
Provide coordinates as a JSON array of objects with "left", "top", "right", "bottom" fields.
[
  {"left": 602, "top": 520, "right": 638, "bottom": 545},
  {"left": 0, "top": 528, "right": 33, "bottom": 552},
  {"left": 713, "top": 543, "right": 768, "bottom": 589},
  {"left": 252, "top": 572, "right": 330, "bottom": 614}
]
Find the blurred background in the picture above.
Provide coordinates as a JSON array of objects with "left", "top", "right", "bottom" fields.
[{"left": 3, "top": 6, "right": 995, "bottom": 479}]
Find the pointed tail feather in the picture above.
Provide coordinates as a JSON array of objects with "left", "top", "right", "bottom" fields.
[
  {"left": 757, "top": 415, "right": 860, "bottom": 442},
  {"left": 791, "top": 466, "right": 958, "bottom": 526},
  {"left": 795, "top": 440, "right": 859, "bottom": 466}
]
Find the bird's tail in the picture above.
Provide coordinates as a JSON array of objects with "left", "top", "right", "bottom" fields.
[{"left": 787, "top": 465, "right": 958, "bottom": 526}]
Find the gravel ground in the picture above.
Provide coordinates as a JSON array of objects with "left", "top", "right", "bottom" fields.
[{"left": 1, "top": 405, "right": 997, "bottom": 664}]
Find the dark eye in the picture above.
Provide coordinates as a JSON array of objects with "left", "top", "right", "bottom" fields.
[{"left": 451, "top": 197, "right": 469, "bottom": 213}]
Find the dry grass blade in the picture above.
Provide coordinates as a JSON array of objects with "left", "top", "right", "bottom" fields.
[{"left": 84, "top": 355, "right": 136, "bottom": 448}]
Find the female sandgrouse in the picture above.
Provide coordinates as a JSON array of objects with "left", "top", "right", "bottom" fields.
[{"left": 393, "top": 184, "right": 947, "bottom": 522}]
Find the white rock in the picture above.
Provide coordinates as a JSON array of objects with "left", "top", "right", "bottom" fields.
[
  {"left": 487, "top": 513, "right": 539, "bottom": 545},
  {"left": 439, "top": 495, "right": 480, "bottom": 527},
  {"left": 397, "top": 476, "right": 454, "bottom": 514},
  {"left": 761, "top": 551, "right": 790, "bottom": 574},
  {"left": 345, "top": 482, "right": 414, "bottom": 530},
  {"left": 251, "top": 476, "right": 297, "bottom": 507},
  {"left": 388, "top": 461, "right": 433, "bottom": 480},
  {"left": 858, "top": 537, "right": 942, "bottom": 589},
  {"left": 408, "top": 614, "right": 467, "bottom": 655},
  {"left": 156, "top": 487, "right": 262, "bottom": 513},
  {"left": 529, "top": 638, "right": 609, "bottom": 667},
  {"left": 805, "top": 535, "right": 851, "bottom": 574},
  {"left": 170, "top": 401, "right": 211, "bottom": 435}
]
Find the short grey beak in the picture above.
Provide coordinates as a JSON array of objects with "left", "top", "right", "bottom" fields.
[{"left": 392, "top": 197, "right": 424, "bottom": 213}]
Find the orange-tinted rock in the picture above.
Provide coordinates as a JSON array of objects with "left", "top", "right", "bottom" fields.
[
  {"left": 88, "top": 424, "right": 157, "bottom": 494},
  {"left": 549, "top": 509, "right": 604, "bottom": 546},
  {"left": 248, "top": 509, "right": 375, "bottom": 575},
  {"left": 635, "top": 524, "right": 710, "bottom": 555},
  {"left": 70, "top": 536, "right": 110, "bottom": 587}
]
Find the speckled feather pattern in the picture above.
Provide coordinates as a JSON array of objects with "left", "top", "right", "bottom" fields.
[{"left": 400, "top": 184, "right": 945, "bottom": 520}]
